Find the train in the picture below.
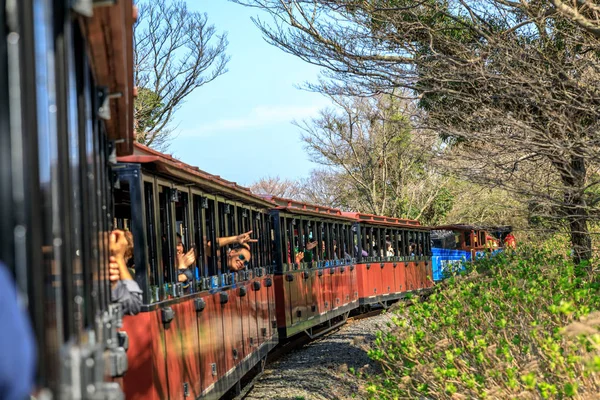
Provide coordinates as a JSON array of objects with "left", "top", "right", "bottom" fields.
[
  {"left": 113, "top": 143, "right": 434, "bottom": 399},
  {"left": 431, "top": 224, "right": 513, "bottom": 281},
  {"left": 0, "top": 2, "right": 484, "bottom": 399}
]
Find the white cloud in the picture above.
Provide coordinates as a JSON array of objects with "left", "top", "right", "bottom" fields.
[{"left": 178, "top": 103, "right": 327, "bottom": 138}]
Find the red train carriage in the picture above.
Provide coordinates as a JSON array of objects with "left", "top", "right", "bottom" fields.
[
  {"left": 114, "top": 144, "right": 278, "bottom": 400},
  {"left": 269, "top": 197, "right": 359, "bottom": 339},
  {"left": 344, "top": 213, "right": 433, "bottom": 308},
  {"left": 1, "top": 0, "right": 135, "bottom": 398}
]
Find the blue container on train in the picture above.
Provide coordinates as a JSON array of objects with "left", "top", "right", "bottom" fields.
[{"left": 431, "top": 247, "right": 472, "bottom": 281}]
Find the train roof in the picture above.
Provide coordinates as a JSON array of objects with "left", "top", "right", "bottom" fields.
[
  {"left": 341, "top": 212, "right": 427, "bottom": 230},
  {"left": 431, "top": 224, "right": 512, "bottom": 233},
  {"left": 82, "top": 1, "right": 136, "bottom": 156},
  {"left": 264, "top": 196, "right": 356, "bottom": 222},
  {"left": 118, "top": 143, "right": 274, "bottom": 208}
]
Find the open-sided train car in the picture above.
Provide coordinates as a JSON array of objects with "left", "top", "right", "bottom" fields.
[
  {"left": 115, "top": 144, "right": 278, "bottom": 400},
  {"left": 345, "top": 213, "right": 433, "bottom": 308},
  {"left": 269, "top": 197, "right": 359, "bottom": 339},
  {"left": 1, "top": 0, "right": 135, "bottom": 397},
  {"left": 430, "top": 224, "right": 513, "bottom": 281}
]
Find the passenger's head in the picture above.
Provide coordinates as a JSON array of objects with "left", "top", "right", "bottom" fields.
[
  {"left": 176, "top": 233, "right": 184, "bottom": 256},
  {"left": 228, "top": 244, "right": 251, "bottom": 271},
  {"left": 124, "top": 230, "right": 134, "bottom": 261}
]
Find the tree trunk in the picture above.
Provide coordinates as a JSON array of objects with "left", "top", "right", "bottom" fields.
[{"left": 561, "top": 156, "right": 592, "bottom": 264}]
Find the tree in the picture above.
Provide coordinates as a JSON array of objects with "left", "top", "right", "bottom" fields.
[
  {"left": 295, "top": 92, "right": 451, "bottom": 223},
  {"left": 233, "top": 0, "right": 600, "bottom": 263},
  {"left": 135, "top": 0, "right": 229, "bottom": 149},
  {"left": 549, "top": 0, "right": 600, "bottom": 38},
  {"left": 249, "top": 176, "right": 303, "bottom": 198}
]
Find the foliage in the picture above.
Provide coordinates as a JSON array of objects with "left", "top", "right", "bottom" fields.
[
  {"left": 363, "top": 245, "right": 600, "bottom": 399},
  {"left": 233, "top": 0, "right": 600, "bottom": 262},
  {"left": 134, "top": 0, "right": 229, "bottom": 150},
  {"left": 294, "top": 92, "right": 450, "bottom": 222}
]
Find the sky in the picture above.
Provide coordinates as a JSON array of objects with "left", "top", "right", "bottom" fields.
[{"left": 166, "top": 1, "right": 330, "bottom": 187}]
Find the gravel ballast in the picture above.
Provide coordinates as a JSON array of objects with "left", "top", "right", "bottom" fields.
[{"left": 243, "top": 312, "right": 395, "bottom": 400}]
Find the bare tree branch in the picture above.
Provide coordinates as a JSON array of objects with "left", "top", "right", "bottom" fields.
[{"left": 134, "top": 0, "right": 229, "bottom": 150}]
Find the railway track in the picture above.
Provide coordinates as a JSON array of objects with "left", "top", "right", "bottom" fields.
[{"left": 229, "top": 308, "right": 384, "bottom": 400}]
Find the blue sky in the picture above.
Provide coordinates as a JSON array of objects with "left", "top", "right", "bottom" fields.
[{"left": 166, "top": 1, "right": 329, "bottom": 186}]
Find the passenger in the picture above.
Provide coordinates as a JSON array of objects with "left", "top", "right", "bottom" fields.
[
  {"left": 290, "top": 240, "right": 317, "bottom": 264},
  {"left": 212, "top": 230, "right": 258, "bottom": 271},
  {"left": 124, "top": 230, "right": 135, "bottom": 277},
  {"left": 176, "top": 233, "right": 195, "bottom": 283},
  {"left": 227, "top": 244, "right": 252, "bottom": 272},
  {"left": 0, "top": 262, "right": 36, "bottom": 400},
  {"left": 354, "top": 245, "right": 368, "bottom": 258},
  {"left": 109, "top": 230, "right": 143, "bottom": 316},
  {"left": 504, "top": 232, "right": 516, "bottom": 250},
  {"left": 485, "top": 235, "right": 499, "bottom": 251},
  {"left": 386, "top": 241, "right": 394, "bottom": 257}
]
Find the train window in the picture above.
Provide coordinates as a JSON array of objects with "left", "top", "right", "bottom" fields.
[
  {"left": 158, "top": 186, "right": 176, "bottom": 287},
  {"left": 285, "top": 217, "right": 297, "bottom": 267},
  {"left": 279, "top": 216, "right": 286, "bottom": 267},
  {"left": 372, "top": 228, "right": 380, "bottom": 258},
  {"left": 174, "top": 190, "right": 194, "bottom": 291},
  {"left": 340, "top": 224, "right": 348, "bottom": 261},
  {"left": 313, "top": 221, "right": 325, "bottom": 266},
  {"left": 352, "top": 225, "right": 360, "bottom": 260},
  {"left": 414, "top": 231, "right": 420, "bottom": 256},
  {"left": 241, "top": 208, "right": 253, "bottom": 268},
  {"left": 332, "top": 223, "right": 339, "bottom": 260},
  {"left": 251, "top": 210, "right": 262, "bottom": 269},
  {"left": 326, "top": 222, "right": 335, "bottom": 262},
  {"left": 205, "top": 198, "right": 219, "bottom": 276},
  {"left": 342, "top": 223, "right": 350, "bottom": 260},
  {"left": 320, "top": 222, "right": 328, "bottom": 262},
  {"left": 267, "top": 215, "right": 274, "bottom": 267},
  {"left": 192, "top": 195, "right": 207, "bottom": 278},
  {"left": 251, "top": 210, "right": 264, "bottom": 268},
  {"left": 244, "top": 208, "right": 257, "bottom": 269},
  {"left": 218, "top": 202, "right": 229, "bottom": 271},
  {"left": 144, "top": 182, "right": 161, "bottom": 300},
  {"left": 391, "top": 229, "right": 399, "bottom": 258},
  {"left": 303, "top": 220, "right": 319, "bottom": 268},
  {"left": 464, "top": 231, "right": 471, "bottom": 247}
]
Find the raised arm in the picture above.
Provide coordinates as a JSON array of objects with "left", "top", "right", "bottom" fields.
[{"left": 206, "top": 230, "right": 258, "bottom": 253}]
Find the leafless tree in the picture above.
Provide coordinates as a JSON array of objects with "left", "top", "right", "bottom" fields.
[
  {"left": 135, "top": 0, "right": 229, "bottom": 149},
  {"left": 233, "top": 0, "right": 600, "bottom": 263},
  {"left": 295, "top": 92, "right": 450, "bottom": 222},
  {"left": 549, "top": 0, "right": 600, "bottom": 37},
  {"left": 249, "top": 176, "right": 303, "bottom": 198}
]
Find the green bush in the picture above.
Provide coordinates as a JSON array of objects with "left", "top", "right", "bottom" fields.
[{"left": 365, "top": 245, "right": 600, "bottom": 399}]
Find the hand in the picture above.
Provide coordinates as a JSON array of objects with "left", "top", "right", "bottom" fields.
[
  {"left": 236, "top": 230, "right": 258, "bottom": 246},
  {"left": 295, "top": 252, "right": 304, "bottom": 264},
  {"left": 109, "top": 256, "right": 121, "bottom": 283},
  {"left": 178, "top": 248, "right": 196, "bottom": 269},
  {"left": 110, "top": 230, "right": 128, "bottom": 259},
  {"left": 306, "top": 241, "right": 318, "bottom": 250}
]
